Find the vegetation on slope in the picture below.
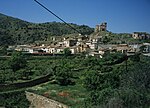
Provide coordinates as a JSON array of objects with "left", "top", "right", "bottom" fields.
[
  {"left": 14, "top": 53, "right": 148, "bottom": 108},
  {"left": 92, "top": 31, "right": 150, "bottom": 44},
  {"left": 0, "top": 89, "right": 29, "bottom": 108},
  {"left": 0, "top": 51, "right": 150, "bottom": 107},
  {"left": 0, "top": 13, "right": 94, "bottom": 46}
]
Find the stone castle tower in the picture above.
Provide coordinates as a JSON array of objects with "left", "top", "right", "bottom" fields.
[{"left": 95, "top": 22, "right": 107, "bottom": 32}]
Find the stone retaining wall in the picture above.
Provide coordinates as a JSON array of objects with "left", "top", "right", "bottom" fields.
[
  {"left": 26, "top": 91, "right": 68, "bottom": 108},
  {"left": 0, "top": 74, "right": 51, "bottom": 92}
]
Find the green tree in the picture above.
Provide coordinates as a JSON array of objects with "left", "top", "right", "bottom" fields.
[
  {"left": 102, "top": 36, "right": 110, "bottom": 44},
  {"left": 53, "top": 61, "right": 74, "bottom": 86},
  {"left": 0, "top": 31, "right": 14, "bottom": 46},
  {"left": 7, "top": 51, "right": 27, "bottom": 82},
  {"left": 84, "top": 70, "right": 120, "bottom": 91},
  {"left": 0, "top": 70, "right": 5, "bottom": 83},
  {"left": 0, "top": 46, "right": 8, "bottom": 56},
  {"left": 63, "top": 48, "right": 71, "bottom": 56},
  {"left": 129, "top": 52, "right": 141, "bottom": 62},
  {"left": 9, "top": 51, "right": 27, "bottom": 72}
]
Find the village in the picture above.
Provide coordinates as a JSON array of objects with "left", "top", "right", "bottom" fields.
[{"left": 7, "top": 22, "right": 150, "bottom": 57}]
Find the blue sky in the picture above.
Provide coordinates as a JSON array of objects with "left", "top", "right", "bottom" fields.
[{"left": 0, "top": 0, "right": 150, "bottom": 33}]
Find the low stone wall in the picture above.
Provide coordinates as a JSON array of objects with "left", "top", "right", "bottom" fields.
[
  {"left": 0, "top": 74, "right": 51, "bottom": 92},
  {"left": 26, "top": 91, "right": 68, "bottom": 108}
]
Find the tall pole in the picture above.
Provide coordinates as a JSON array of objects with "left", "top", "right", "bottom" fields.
[{"left": 125, "top": 50, "right": 128, "bottom": 72}]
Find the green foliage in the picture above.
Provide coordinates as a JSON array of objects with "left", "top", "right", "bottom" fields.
[
  {"left": 82, "top": 56, "right": 100, "bottom": 67},
  {"left": 117, "top": 88, "right": 149, "bottom": 108},
  {"left": 63, "top": 48, "right": 71, "bottom": 56},
  {"left": 103, "top": 52, "right": 126, "bottom": 65},
  {"left": 0, "top": 46, "right": 8, "bottom": 55},
  {"left": 102, "top": 36, "right": 111, "bottom": 44},
  {"left": 83, "top": 55, "right": 150, "bottom": 107},
  {"left": 53, "top": 61, "right": 74, "bottom": 86},
  {"left": 0, "top": 30, "right": 14, "bottom": 46},
  {"left": 0, "top": 90, "right": 29, "bottom": 108},
  {"left": 9, "top": 51, "right": 27, "bottom": 72},
  {"left": 84, "top": 70, "right": 120, "bottom": 91},
  {"left": 129, "top": 52, "right": 141, "bottom": 62},
  {"left": 121, "top": 60, "right": 150, "bottom": 91},
  {"left": 0, "top": 13, "right": 94, "bottom": 45},
  {"left": 84, "top": 88, "right": 116, "bottom": 107},
  {"left": 0, "top": 53, "right": 150, "bottom": 107},
  {"left": 92, "top": 31, "right": 139, "bottom": 44}
]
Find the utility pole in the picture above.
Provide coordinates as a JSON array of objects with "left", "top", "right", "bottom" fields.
[{"left": 125, "top": 49, "right": 128, "bottom": 72}]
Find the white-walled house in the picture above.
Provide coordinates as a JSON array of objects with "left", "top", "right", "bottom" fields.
[
  {"left": 88, "top": 51, "right": 103, "bottom": 58},
  {"left": 55, "top": 47, "right": 64, "bottom": 53},
  {"left": 28, "top": 48, "right": 43, "bottom": 53},
  {"left": 41, "top": 47, "right": 49, "bottom": 53},
  {"left": 58, "top": 42, "right": 64, "bottom": 47},
  {"left": 15, "top": 45, "right": 31, "bottom": 52},
  {"left": 69, "top": 46, "right": 79, "bottom": 54},
  {"left": 86, "top": 41, "right": 98, "bottom": 50},
  {"left": 48, "top": 46, "right": 56, "bottom": 54}
]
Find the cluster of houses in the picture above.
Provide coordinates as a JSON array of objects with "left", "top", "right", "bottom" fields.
[
  {"left": 7, "top": 22, "right": 150, "bottom": 57},
  {"left": 132, "top": 32, "right": 150, "bottom": 40}
]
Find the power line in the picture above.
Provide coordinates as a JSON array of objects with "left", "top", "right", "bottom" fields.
[{"left": 33, "top": 0, "right": 82, "bottom": 35}]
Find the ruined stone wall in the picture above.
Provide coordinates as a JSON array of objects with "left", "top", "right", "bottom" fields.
[
  {"left": 26, "top": 91, "right": 68, "bottom": 108},
  {"left": 95, "top": 22, "right": 107, "bottom": 32}
]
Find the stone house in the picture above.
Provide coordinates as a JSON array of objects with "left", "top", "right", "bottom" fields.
[
  {"left": 63, "top": 39, "right": 77, "bottom": 47},
  {"left": 132, "top": 32, "right": 150, "bottom": 39},
  {"left": 98, "top": 44, "right": 116, "bottom": 51},
  {"left": 85, "top": 35, "right": 101, "bottom": 50},
  {"left": 115, "top": 44, "right": 130, "bottom": 53},
  {"left": 78, "top": 43, "right": 90, "bottom": 53}
]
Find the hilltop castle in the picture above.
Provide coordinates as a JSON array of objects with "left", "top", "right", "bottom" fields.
[{"left": 95, "top": 22, "right": 107, "bottom": 32}]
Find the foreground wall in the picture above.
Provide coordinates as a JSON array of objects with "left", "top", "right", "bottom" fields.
[{"left": 26, "top": 91, "right": 68, "bottom": 108}]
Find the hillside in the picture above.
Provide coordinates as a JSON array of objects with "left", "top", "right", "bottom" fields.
[
  {"left": 91, "top": 31, "right": 150, "bottom": 44},
  {"left": 0, "top": 13, "right": 94, "bottom": 46}
]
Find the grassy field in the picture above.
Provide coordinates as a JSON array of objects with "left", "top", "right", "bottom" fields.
[{"left": 28, "top": 82, "right": 88, "bottom": 107}]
